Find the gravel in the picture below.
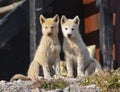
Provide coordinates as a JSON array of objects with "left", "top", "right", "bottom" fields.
[{"left": 0, "top": 78, "right": 101, "bottom": 92}]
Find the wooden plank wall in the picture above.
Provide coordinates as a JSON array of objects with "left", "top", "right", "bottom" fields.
[
  {"left": 83, "top": 0, "right": 100, "bottom": 61},
  {"left": 83, "top": 0, "right": 116, "bottom": 63},
  {"left": 110, "top": 0, "right": 120, "bottom": 68}
]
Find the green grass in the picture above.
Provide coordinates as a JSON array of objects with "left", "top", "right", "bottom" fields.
[
  {"left": 80, "top": 68, "right": 120, "bottom": 92},
  {"left": 32, "top": 78, "right": 69, "bottom": 90},
  {"left": 31, "top": 68, "right": 120, "bottom": 91}
]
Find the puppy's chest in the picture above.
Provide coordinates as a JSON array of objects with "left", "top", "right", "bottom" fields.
[
  {"left": 47, "top": 41, "right": 60, "bottom": 56},
  {"left": 47, "top": 42, "right": 59, "bottom": 64},
  {"left": 68, "top": 43, "right": 80, "bottom": 56}
]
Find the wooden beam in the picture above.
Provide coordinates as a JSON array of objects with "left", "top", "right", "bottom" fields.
[
  {"left": 97, "top": 0, "right": 114, "bottom": 69},
  {"left": 29, "top": 0, "right": 36, "bottom": 62},
  {"left": 0, "top": 0, "right": 24, "bottom": 14},
  {"left": 114, "top": 9, "right": 120, "bottom": 69},
  {"left": 0, "top": 0, "right": 28, "bottom": 48}
]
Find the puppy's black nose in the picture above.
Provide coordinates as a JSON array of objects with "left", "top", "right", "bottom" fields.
[
  {"left": 48, "top": 32, "right": 52, "bottom": 36},
  {"left": 67, "top": 34, "right": 72, "bottom": 38}
]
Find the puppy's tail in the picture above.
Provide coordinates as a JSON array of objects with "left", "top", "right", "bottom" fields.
[{"left": 10, "top": 74, "right": 31, "bottom": 82}]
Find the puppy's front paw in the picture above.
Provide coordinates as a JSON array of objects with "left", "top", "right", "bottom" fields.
[
  {"left": 44, "top": 75, "right": 52, "bottom": 80},
  {"left": 77, "top": 74, "right": 85, "bottom": 79},
  {"left": 67, "top": 74, "right": 74, "bottom": 78},
  {"left": 54, "top": 74, "right": 64, "bottom": 79}
]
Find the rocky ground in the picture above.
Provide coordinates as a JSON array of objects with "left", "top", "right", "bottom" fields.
[
  {"left": 0, "top": 78, "right": 101, "bottom": 92},
  {"left": 1, "top": 68, "right": 119, "bottom": 92}
]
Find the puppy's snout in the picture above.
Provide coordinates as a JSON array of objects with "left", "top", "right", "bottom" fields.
[
  {"left": 67, "top": 34, "right": 72, "bottom": 38},
  {"left": 48, "top": 32, "right": 52, "bottom": 36}
]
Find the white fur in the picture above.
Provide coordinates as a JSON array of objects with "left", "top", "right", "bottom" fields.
[{"left": 61, "top": 15, "right": 102, "bottom": 78}]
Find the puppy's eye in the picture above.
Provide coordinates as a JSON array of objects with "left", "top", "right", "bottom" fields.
[
  {"left": 45, "top": 27, "right": 48, "bottom": 29},
  {"left": 65, "top": 28, "right": 68, "bottom": 30},
  {"left": 51, "top": 26, "right": 55, "bottom": 29},
  {"left": 71, "top": 28, "right": 75, "bottom": 31}
]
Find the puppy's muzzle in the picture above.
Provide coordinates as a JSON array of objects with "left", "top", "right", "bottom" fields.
[
  {"left": 67, "top": 34, "right": 72, "bottom": 38},
  {"left": 48, "top": 32, "right": 52, "bottom": 36}
]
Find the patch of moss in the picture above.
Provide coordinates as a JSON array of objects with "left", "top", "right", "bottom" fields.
[
  {"left": 80, "top": 68, "right": 120, "bottom": 92},
  {"left": 32, "top": 78, "right": 69, "bottom": 90}
]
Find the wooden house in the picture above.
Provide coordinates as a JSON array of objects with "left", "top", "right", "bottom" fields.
[{"left": 0, "top": 0, "right": 119, "bottom": 80}]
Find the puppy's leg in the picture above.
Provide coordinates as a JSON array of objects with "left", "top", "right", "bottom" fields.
[
  {"left": 77, "top": 57, "right": 85, "bottom": 78},
  {"left": 42, "top": 64, "right": 52, "bottom": 79},
  {"left": 85, "top": 61, "right": 96, "bottom": 76},
  {"left": 66, "top": 58, "right": 74, "bottom": 78},
  {"left": 39, "top": 53, "right": 52, "bottom": 79},
  {"left": 27, "top": 61, "right": 40, "bottom": 80},
  {"left": 54, "top": 56, "right": 62, "bottom": 78},
  {"left": 85, "top": 58, "right": 103, "bottom": 75}
]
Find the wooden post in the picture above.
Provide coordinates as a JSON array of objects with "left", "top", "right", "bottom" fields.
[
  {"left": 35, "top": 0, "right": 43, "bottom": 44},
  {"left": 29, "top": 0, "right": 36, "bottom": 62},
  {"left": 0, "top": 1, "right": 24, "bottom": 14},
  {"left": 115, "top": 10, "right": 120, "bottom": 69},
  {"left": 29, "top": 0, "right": 43, "bottom": 62},
  {"left": 96, "top": 0, "right": 114, "bottom": 69},
  {"left": 110, "top": 0, "right": 120, "bottom": 69}
]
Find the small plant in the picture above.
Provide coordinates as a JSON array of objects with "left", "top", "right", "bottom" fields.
[
  {"left": 80, "top": 68, "right": 120, "bottom": 92},
  {"left": 32, "top": 78, "right": 69, "bottom": 90}
]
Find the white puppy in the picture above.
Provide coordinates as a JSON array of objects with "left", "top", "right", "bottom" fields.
[{"left": 61, "top": 15, "right": 102, "bottom": 78}]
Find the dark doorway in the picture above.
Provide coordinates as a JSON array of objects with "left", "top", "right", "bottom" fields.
[
  {"left": 0, "top": 0, "right": 29, "bottom": 81},
  {"left": 0, "top": 30, "right": 29, "bottom": 81}
]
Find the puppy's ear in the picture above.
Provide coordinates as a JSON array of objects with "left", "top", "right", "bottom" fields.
[
  {"left": 40, "top": 15, "right": 46, "bottom": 24},
  {"left": 53, "top": 14, "right": 59, "bottom": 24},
  {"left": 73, "top": 16, "right": 80, "bottom": 25},
  {"left": 61, "top": 15, "right": 67, "bottom": 24}
]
